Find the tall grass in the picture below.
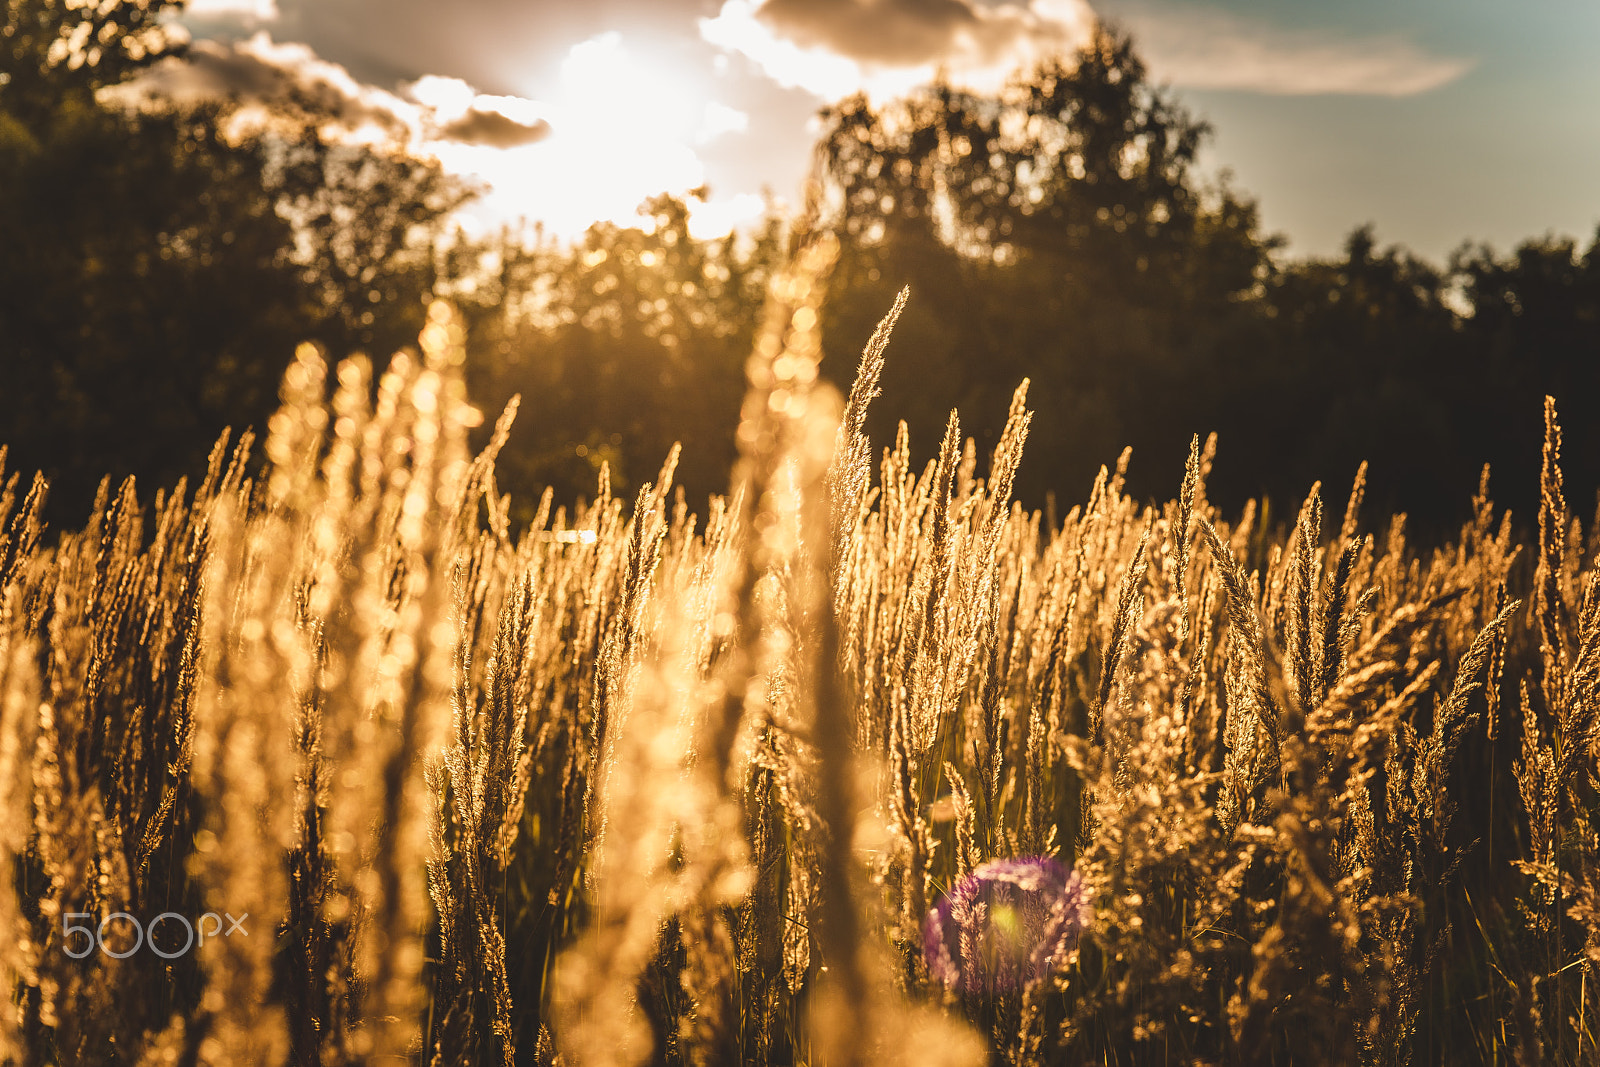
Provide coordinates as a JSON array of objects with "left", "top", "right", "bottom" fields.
[{"left": 0, "top": 243, "right": 1597, "bottom": 1065}]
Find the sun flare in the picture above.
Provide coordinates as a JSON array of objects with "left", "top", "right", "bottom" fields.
[{"left": 438, "top": 31, "right": 763, "bottom": 241}]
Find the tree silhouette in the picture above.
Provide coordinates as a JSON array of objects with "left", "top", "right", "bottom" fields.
[
  {"left": 0, "top": 0, "right": 470, "bottom": 518},
  {"left": 813, "top": 26, "right": 1274, "bottom": 507},
  {"left": 2, "top": 0, "right": 188, "bottom": 125},
  {"left": 1451, "top": 230, "right": 1600, "bottom": 517},
  {"left": 463, "top": 193, "right": 784, "bottom": 513}
]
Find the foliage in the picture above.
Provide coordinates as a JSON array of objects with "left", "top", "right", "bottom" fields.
[
  {"left": 0, "top": 0, "right": 470, "bottom": 517},
  {"left": 0, "top": 93, "right": 304, "bottom": 515},
  {"left": 811, "top": 27, "right": 1276, "bottom": 514},
  {"left": 1, "top": 0, "right": 188, "bottom": 122},
  {"left": 462, "top": 192, "right": 784, "bottom": 514}
]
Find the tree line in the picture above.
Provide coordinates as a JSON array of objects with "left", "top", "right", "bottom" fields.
[{"left": 2, "top": 5, "right": 1596, "bottom": 537}]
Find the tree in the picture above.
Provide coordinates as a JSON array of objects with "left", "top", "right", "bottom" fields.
[
  {"left": 0, "top": 0, "right": 471, "bottom": 517},
  {"left": 2, "top": 0, "right": 187, "bottom": 125},
  {"left": 1240, "top": 226, "right": 1462, "bottom": 526},
  {"left": 1452, "top": 231, "right": 1600, "bottom": 516},
  {"left": 266, "top": 116, "right": 474, "bottom": 359},
  {"left": 0, "top": 97, "right": 308, "bottom": 511},
  {"left": 812, "top": 26, "right": 1276, "bottom": 507},
  {"left": 462, "top": 193, "right": 784, "bottom": 515}
]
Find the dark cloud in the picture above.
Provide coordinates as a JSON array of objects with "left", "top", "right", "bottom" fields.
[
  {"left": 436, "top": 107, "right": 551, "bottom": 148},
  {"left": 116, "top": 35, "right": 556, "bottom": 148},
  {"left": 263, "top": 0, "right": 711, "bottom": 96},
  {"left": 752, "top": 0, "right": 1080, "bottom": 68},
  {"left": 757, "top": 0, "right": 978, "bottom": 64},
  {"left": 109, "top": 36, "right": 414, "bottom": 134}
]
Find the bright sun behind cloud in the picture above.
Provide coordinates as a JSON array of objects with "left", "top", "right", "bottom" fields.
[{"left": 434, "top": 32, "right": 765, "bottom": 242}]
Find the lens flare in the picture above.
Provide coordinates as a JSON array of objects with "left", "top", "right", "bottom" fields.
[{"left": 923, "top": 857, "right": 1090, "bottom": 996}]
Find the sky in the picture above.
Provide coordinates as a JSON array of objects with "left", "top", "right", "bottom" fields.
[{"left": 167, "top": 0, "right": 1600, "bottom": 261}]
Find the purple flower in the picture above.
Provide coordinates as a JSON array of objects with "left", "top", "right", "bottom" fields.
[{"left": 922, "top": 856, "right": 1091, "bottom": 996}]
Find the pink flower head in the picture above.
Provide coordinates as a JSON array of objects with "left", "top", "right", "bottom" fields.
[{"left": 922, "top": 856, "right": 1090, "bottom": 996}]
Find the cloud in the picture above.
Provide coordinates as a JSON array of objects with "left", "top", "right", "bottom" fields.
[
  {"left": 1125, "top": 8, "right": 1473, "bottom": 97},
  {"left": 701, "top": 0, "right": 1095, "bottom": 99},
  {"left": 686, "top": 191, "right": 768, "bottom": 239},
  {"left": 104, "top": 33, "right": 425, "bottom": 140},
  {"left": 698, "top": 101, "right": 750, "bottom": 142},
  {"left": 185, "top": 0, "right": 279, "bottom": 18},
  {"left": 706, "top": 0, "right": 1470, "bottom": 100},
  {"left": 105, "top": 33, "right": 562, "bottom": 153},
  {"left": 435, "top": 107, "right": 551, "bottom": 148},
  {"left": 407, "top": 75, "right": 552, "bottom": 147},
  {"left": 757, "top": 0, "right": 1074, "bottom": 67},
  {"left": 261, "top": 0, "right": 594, "bottom": 99}
]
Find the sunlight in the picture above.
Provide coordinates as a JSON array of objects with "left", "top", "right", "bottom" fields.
[
  {"left": 686, "top": 191, "right": 769, "bottom": 239},
  {"left": 436, "top": 32, "right": 763, "bottom": 241},
  {"left": 184, "top": 0, "right": 279, "bottom": 16},
  {"left": 700, "top": 1, "right": 870, "bottom": 100}
]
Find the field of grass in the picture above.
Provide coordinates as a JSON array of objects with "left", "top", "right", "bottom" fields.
[{"left": 0, "top": 237, "right": 1597, "bottom": 1065}]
